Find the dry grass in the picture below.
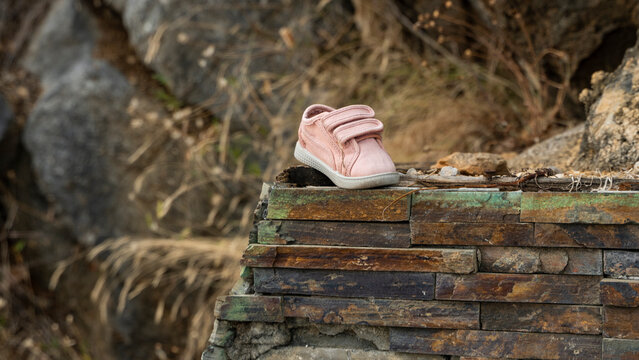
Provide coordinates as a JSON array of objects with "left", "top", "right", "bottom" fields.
[
  {"left": 314, "top": 53, "right": 515, "bottom": 163},
  {"left": 51, "top": 237, "right": 243, "bottom": 360},
  {"left": 309, "top": 0, "right": 534, "bottom": 163},
  {"left": 412, "top": 1, "right": 574, "bottom": 142},
  {"left": 0, "top": 184, "right": 90, "bottom": 360}
]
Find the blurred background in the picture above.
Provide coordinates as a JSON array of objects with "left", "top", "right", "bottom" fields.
[{"left": 1, "top": 0, "right": 638, "bottom": 359}]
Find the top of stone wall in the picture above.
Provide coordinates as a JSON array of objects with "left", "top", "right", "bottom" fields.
[{"left": 277, "top": 165, "right": 639, "bottom": 192}]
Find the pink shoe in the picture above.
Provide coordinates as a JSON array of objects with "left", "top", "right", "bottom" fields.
[{"left": 294, "top": 104, "right": 399, "bottom": 189}]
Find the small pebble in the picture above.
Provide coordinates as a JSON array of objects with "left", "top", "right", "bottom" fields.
[
  {"left": 440, "top": 166, "right": 459, "bottom": 176},
  {"left": 406, "top": 168, "right": 419, "bottom": 176}
]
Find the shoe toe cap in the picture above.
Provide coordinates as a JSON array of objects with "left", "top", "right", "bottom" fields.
[{"left": 350, "top": 140, "right": 396, "bottom": 177}]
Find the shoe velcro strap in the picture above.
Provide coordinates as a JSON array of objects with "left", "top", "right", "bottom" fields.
[
  {"left": 334, "top": 118, "right": 383, "bottom": 144},
  {"left": 323, "top": 105, "right": 375, "bottom": 131}
]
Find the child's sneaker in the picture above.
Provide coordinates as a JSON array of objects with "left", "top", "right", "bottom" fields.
[{"left": 294, "top": 104, "right": 399, "bottom": 189}]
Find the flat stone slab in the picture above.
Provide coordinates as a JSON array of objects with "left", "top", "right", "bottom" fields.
[
  {"left": 282, "top": 296, "right": 479, "bottom": 329},
  {"left": 254, "top": 268, "right": 436, "bottom": 299},
  {"left": 259, "top": 346, "right": 445, "bottom": 360},
  {"left": 478, "top": 247, "right": 602, "bottom": 275},
  {"left": 389, "top": 328, "right": 601, "bottom": 359},
  {"left": 521, "top": 192, "right": 639, "bottom": 224},
  {"left": 535, "top": 224, "right": 639, "bottom": 249},
  {"left": 603, "top": 338, "right": 639, "bottom": 359},
  {"left": 601, "top": 279, "right": 639, "bottom": 307},
  {"left": 481, "top": 303, "right": 602, "bottom": 334},
  {"left": 436, "top": 273, "right": 601, "bottom": 304},
  {"left": 604, "top": 250, "right": 639, "bottom": 277},
  {"left": 242, "top": 244, "right": 477, "bottom": 273},
  {"left": 266, "top": 187, "right": 411, "bottom": 221},
  {"left": 411, "top": 222, "right": 534, "bottom": 247},
  {"left": 258, "top": 220, "right": 410, "bottom": 248},
  {"left": 412, "top": 191, "right": 521, "bottom": 223}
]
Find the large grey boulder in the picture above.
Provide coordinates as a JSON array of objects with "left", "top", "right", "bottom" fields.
[
  {"left": 23, "top": 60, "right": 147, "bottom": 245},
  {"left": 22, "top": 0, "right": 96, "bottom": 86},
  {"left": 22, "top": 0, "right": 148, "bottom": 245}
]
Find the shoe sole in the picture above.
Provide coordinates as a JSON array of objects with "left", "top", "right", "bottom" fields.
[{"left": 294, "top": 142, "right": 400, "bottom": 189}]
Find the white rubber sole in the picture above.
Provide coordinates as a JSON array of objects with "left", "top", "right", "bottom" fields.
[{"left": 294, "top": 142, "right": 400, "bottom": 189}]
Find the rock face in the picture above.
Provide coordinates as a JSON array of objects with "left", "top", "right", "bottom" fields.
[
  {"left": 22, "top": 0, "right": 97, "bottom": 86},
  {"left": 508, "top": 124, "right": 584, "bottom": 171},
  {"left": 575, "top": 40, "right": 639, "bottom": 170},
  {"left": 512, "top": 36, "right": 639, "bottom": 172},
  {"left": 104, "top": 0, "right": 351, "bottom": 121}
]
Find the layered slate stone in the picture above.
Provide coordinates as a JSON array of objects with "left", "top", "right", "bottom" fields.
[
  {"left": 206, "top": 177, "right": 639, "bottom": 359},
  {"left": 604, "top": 251, "right": 639, "bottom": 277},
  {"left": 481, "top": 303, "right": 602, "bottom": 334},
  {"left": 601, "top": 279, "right": 639, "bottom": 307},
  {"left": 412, "top": 191, "right": 521, "bottom": 223},
  {"left": 389, "top": 328, "right": 602, "bottom": 359},
  {"left": 535, "top": 224, "right": 639, "bottom": 249},
  {"left": 266, "top": 187, "right": 411, "bottom": 221},
  {"left": 435, "top": 273, "right": 601, "bottom": 304},
  {"left": 521, "top": 192, "right": 639, "bottom": 224},
  {"left": 242, "top": 244, "right": 477, "bottom": 273},
  {"left": 478, "top": 247, "right": 602, "bottom": 275},
  {"left": 411, "top": 223, "right": 534, "bottom": 247},
  {"left": 282, "top": 296, "right": 479, "bottom": 329},
  {"left": 258, "top": 220, "right": 411, "bottom": 247},
  {"left": 603, "top": 307, "right": 639, "bottom": 339},
  {"left": 254, "top": 268, "right": 435, "bottom": 299}
]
